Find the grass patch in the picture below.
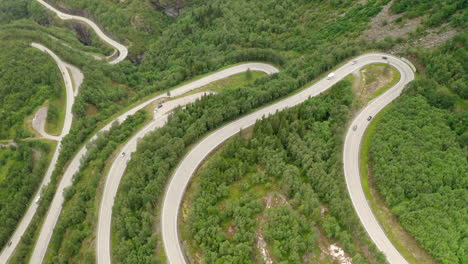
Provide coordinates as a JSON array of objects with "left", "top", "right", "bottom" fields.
[
  {"left": 369, "top": 64, "right": 401, "bottom": 100},
  {"left": 45, "top": 95, "right": 66, "bottom": 136}
]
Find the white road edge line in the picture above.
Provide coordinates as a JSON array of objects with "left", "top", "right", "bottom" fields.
[
  {"left": 161, "top": 53, "right": 414, "bottom": 264},
  {"left": 0, "top": 43, "right": 77, "bottom": 264},
  {"left": 29, "top": 63, "right": 279, "bottom": 264}
]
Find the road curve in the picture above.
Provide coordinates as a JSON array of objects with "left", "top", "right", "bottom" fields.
[
  {"left": 32, "top": 107, "right": 61, "bottom": 141},
  {"left": 96, "top": 92, "right": 213, "bottom": 264},
  {"left": 343, "top": 57, "right": 414, "bottom": 264},
  {"left": 0, "top": 43, "right": 78, "bottom": 264},
  {"left": 161, "top": 54, "right": 414, "bottom": 264},
  {"left": 29, "top": 63, "right": 278, "bottom": 264},
  {"left": 36, "top": 0, "right": 128, "bottom": 64}
]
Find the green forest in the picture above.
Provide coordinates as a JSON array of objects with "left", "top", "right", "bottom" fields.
[
  {"left": 0, "top": 41, "right": 62, "bottom": 139},
  {"left": 44, "top": 111, "right": 148, "bottom": 263},
  {"left": 0, "top": 0, "right": 465, "bottom": 263},
  {"left": 368, "top": 36, "right": 467, "bottom": 264},
  {"left": 181, "top": 81, "right": 383, "bottom": 263},
  {"left": 0, "top": 140, "right": 54, "bottom": 249}
]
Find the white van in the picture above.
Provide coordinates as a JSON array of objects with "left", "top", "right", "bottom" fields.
[{"left": 326, "top": 73, "right": 335, "bottom": 80}]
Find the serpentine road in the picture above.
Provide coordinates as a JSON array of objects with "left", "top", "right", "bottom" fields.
[
  {"left": 96, "top": 92, "right": 214, "bottom": 264},
  {"left": 0, "top": 43, "right": 77, "bottom": 264},
  {"left": 161, "top": 53, "right": 414, "bottom": 264},
  {"left": 2, "top": 2, "right": 415, "bottom": 264},
  {"left": 36, "top": 0, "right": 128, "bottom": 64},
  {"left": 0, "top": 1, "right": 127, "bottom": 262},
  {"left": 28, "top": 63, "right": 278, "bottom": 264}
]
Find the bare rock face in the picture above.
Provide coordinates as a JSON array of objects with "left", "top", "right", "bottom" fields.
[{"left": 149, "top": 0, "right": 185, "bottom": 17}]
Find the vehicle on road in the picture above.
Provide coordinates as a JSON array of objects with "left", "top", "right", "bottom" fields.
[
  {"left": 7, "top": 241, "right": 12, "bottom": 247},
  {"left": 121, "top": 152, "right": 125, "bottom": 157},
  {"left": 367, "top": 115, "right": 372, "bottom": 121},
  {"left": 326, "top": 73, "right": 335, "bottom": 80},
  {"left": 382, "top": 56, "right": 388, "bottom": 60},
  {"left": 158, "top": 104, "right": 163, "bottom": 108},
  {"left": 353, "top": 125, "right": 357, "bottom": 131},
  {"left": 35, "top": 196, "right": 40, "bottom": 204},
  {"left": 352, "top": 60, "right": 357, "bottom": 65}
]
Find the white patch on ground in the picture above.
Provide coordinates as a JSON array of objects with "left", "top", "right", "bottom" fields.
[
  {"left": 329, "top": 244, "right": 352, "bottom": 264},
  {"left": 320, "top": 206, "right": 328, "bottom": 219},
  {"left": 256, "top": 228, "right": 273, "bottom": 264}
]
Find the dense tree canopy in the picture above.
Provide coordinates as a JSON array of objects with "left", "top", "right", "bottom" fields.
[
  {"left": 369, "top": 35, "right": 467, "bottom": 264},
  {"left": 1, "top": 0, "right": 464, "bottom": 262},
  {"left": 182, "top": 81, "right": 384, "bottom": 263},
  {"left": 0, "top": 41, "right": 62, "bottom": 139},
  {"left": 0, "top": 141, "right": 53, "bottom": 249}
]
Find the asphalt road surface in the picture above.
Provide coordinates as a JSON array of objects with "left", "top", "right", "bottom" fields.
[
  {"left": 36, "top": 0, "right": 128, "bottom": 64},
  {"left": 28, "top": 63, "right": 278, "bottom": 264},
  {"left": 161, "top": 53, "right": 414, "bottom": 264},
  {"left": 96, "top": 92, "right": 213, "bottom": 264},
  {"left": 0, "top": 43, "right": 77, "bottom": 264},
  {"left": 32, "top": 107, "right": 60, "bottom": 141}
]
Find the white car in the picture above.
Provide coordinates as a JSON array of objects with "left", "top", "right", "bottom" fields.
[
  {"left": 326, "top": 73, "right": 335, "bottom": 80},
  {"left": 351, "top": 60, "right": 357, "bottom": 65},
  {"left": 35, "top": 196, "right": 40, "bottom": 204}
]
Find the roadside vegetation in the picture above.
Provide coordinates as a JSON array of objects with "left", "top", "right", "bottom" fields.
[
  {"left": 181, "top": 81, "right": 384, "bottom": 264},
  {"left": 0, "top": 40, "right": 63, "bottom": 139},
  {"left": 0, "top": 140, "right": 55, "bottom": 250},
  {"left": 364, "top": 35, "right": 467, "bottom": 264},
  {"left": 43, "top": 110, "right": 148, "bottom": 263},
  {"left": 0, "top": 0, "right": 464, "bottom": 262}
]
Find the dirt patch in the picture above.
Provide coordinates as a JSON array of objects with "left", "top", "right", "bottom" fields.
[
  {"left": 225, "top": 224, "right": 236, "bottom": 239},
  {"left": 356, "top": 64, "right": 393, "bottom": 103},
  {"left": 363, "top": 0, "right": 421, "bottom": 41},
  {"left": 86, "top": 104, "right": 99, "bottom": 115}
]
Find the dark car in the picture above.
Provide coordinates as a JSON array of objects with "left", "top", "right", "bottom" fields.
[
  {"left": 367, "top": 116, "right": 372, "bottom": 121},
  {"left": 352, "top": 125, "right": 358, "bottom": 131},
  {"left": 382, "top": 56, "right": 388, "bottom": 60},
  {"left": 158, "top": 104, "right": 163, "bottom": 108}
]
